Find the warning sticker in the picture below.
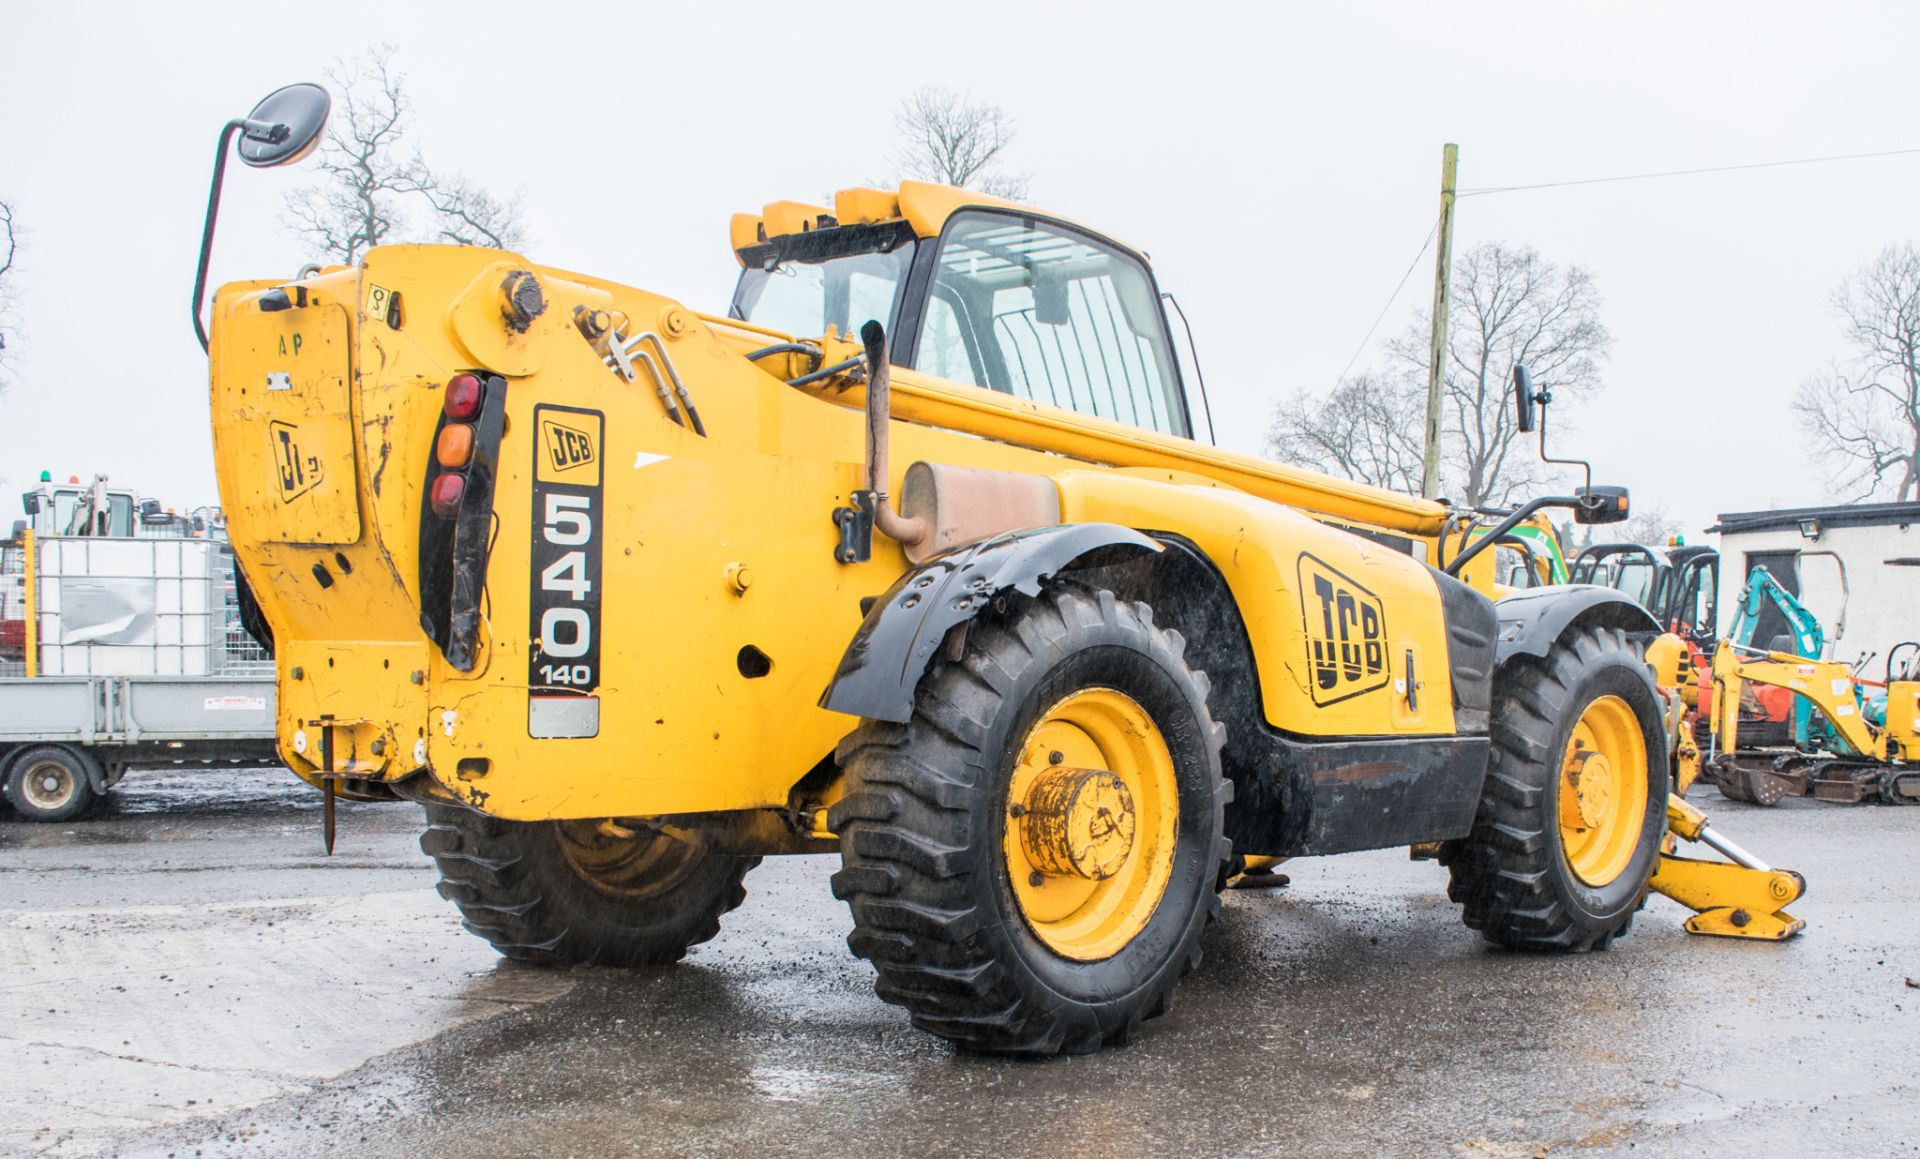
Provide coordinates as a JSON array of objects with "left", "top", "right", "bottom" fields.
[{"left": 204, "top": 696, "right": 267, "bottom": 711}]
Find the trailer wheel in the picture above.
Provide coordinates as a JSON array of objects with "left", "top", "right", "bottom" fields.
[
  {"left": 420, "top": 804, "right": 759, "bottom": 967},
  {"left": 1446, "top": 624, "right": 1665, "bottom": 950},
  {"left": 831, "top": 584, "right": 1231, "bottom": 1056},
  {"left": 4, "top": 745, "right": 100, "bottom": 823}
]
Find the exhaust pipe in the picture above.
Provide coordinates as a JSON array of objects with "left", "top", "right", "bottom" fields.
[{"left": 833, "top": 322, "right": 927, "bottom": 562}]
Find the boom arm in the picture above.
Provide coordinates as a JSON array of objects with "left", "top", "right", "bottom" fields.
[
  {"left": 1711, "top": 641, "right": 1880, "bottom": 759},
  {"left": 1727, "top": 567, "right": 1823, "bottom": 658}
]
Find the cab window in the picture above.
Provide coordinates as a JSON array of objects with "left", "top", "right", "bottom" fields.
[{"left": 915, "top": 210, "right": 1187, "bottom": 436}]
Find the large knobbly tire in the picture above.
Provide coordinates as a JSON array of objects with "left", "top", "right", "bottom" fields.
[
  {"left": 4, "top": 745, "right": 101, "bottom": 823},
  {"left": 830, "top": 583, "right": 1231, "bottom": 1056},
  {"left": 1446, "top": 624, "right": 1665, "bottom": 951},
  {"left": 420, "top": 803, "right": 759, "bottom": 967}
]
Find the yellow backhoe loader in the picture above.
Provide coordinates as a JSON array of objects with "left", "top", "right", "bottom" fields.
[{"left": 189, "top": 85, "right": 1802, "bottom": 1055}]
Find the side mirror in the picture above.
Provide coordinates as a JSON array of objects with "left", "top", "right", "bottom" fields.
[
  {"left": 1574, "top": 484, "right": 1631, "bottom": 525},
  {"left": 1513, "top": 364, "right": 1536, "bottom": 434},
  {"left": 192, "top": 82, "right": 332, "bottom": 351},
  {"left": 237, "top": 83, "right": 332, "bottom": 168}
]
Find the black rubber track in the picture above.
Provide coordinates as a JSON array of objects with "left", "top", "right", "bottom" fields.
[
  {"left": 830, "top": 584, "right": 1231, "bottom": 1056},
  {"left": 420, "top": 803, "right": 759, "bottom": 967},
  {"left": 1444, "top": 624, "right": 1665, "bottom": 951}
]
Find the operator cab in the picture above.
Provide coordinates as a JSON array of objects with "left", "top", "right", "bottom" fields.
[
  {"left": 20, "top": 478, "right": 138, "bottom": 537},
  {"left": 728, "top": 183, "right": 1211, "bottom": 444},
  {"left": 1570, "top": 541, "right": 1718, "bottom": 644},
  {"left": 1570, "top": 543, "right": 1673, "bottom": 612}
]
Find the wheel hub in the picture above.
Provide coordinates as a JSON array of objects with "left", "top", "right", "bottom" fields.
[
  {"left": 22, "top": 762, "right": 75, "bottom": 810},
  {"left": 1561, "top": 749, "right": 1613, "bottom": 829},
  {"left": 1020, "top": 767, "right": 1136, "bottom": 881},
  {"left": 1002, "top": 687, "right": 1180, "bottom": 962},
  {"left": 1557, "top": 695, "right": 1650, "bottom": 887}
]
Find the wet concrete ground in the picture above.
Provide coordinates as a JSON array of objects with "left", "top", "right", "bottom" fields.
[{"left": 2, "top": 768, "right": 1916, "bottom": 1158}]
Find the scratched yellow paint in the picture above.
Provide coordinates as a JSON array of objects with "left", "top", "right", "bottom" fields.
[{"left": 209, "top": 233, "right": 1487, "bottom": 823}]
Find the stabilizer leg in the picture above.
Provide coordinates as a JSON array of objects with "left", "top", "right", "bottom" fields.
[{"left": 1649, "top": 795, "right": 1806, "bottom": 941}]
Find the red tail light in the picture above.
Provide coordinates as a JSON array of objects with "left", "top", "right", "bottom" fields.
[
  {"left": 429, "top": 473, "right": 466, "bottom": 518},
  {"left": 444, "top": 374, "right": 482, "bottom": 420}
]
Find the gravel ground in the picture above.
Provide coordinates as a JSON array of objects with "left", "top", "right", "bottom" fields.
[{"left": 2, "top": 766, "right": 1915, "bottom": 1157}]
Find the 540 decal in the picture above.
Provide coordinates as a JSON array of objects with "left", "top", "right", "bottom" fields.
[{"left": 528, "top": 406, "right": 604, "bottom": 738}]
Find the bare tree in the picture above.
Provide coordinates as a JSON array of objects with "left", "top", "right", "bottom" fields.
[
  {"left": 1391, "top": 244, "right": 1609, "bottom": 508},
  {"left": 285, "top": 46, "right": 415, "bottom": 265},
  {"left": 1268, "top": 374, "right": 1425, "bottom": 493},
  {"left": 1623, "top": 505, "right": 1684, "bottom": 548},
  {"left": 286, "top": 45, "right": 527, "bottom": 265},
  {"left": 413, "top": 169, "right": 528, "bottom": 250},
  {"left": 1272, "top": 242, "right": 1608, "bottom": 506},
  {"left": 892, "top": 86, "right": 1030, "bottom": 201},
  {"left": 1794, "top": 242, "right": 1920, "bottom": 501},
  {"left": 0, "top": 198, "right": 17, "bottom": 388}
]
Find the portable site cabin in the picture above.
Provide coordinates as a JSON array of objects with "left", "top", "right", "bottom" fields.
[{"left": 1708, "top": 501, "right": 1920, "bottom": 679}]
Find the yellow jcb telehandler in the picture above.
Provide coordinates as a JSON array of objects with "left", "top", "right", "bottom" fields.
[{"left": 190, "top": 85, "right": 1800, "bottom": 1055}]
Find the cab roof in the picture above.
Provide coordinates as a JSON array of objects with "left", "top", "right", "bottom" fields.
[{"left": 730, "top": 181, "right": 1139, "bottom": 267}]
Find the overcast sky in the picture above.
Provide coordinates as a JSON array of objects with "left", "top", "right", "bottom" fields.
[{"left": 2, "top": 2, "right": 1915, "bottom": 535}]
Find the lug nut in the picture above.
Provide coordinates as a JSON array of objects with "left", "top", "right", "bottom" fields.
[
  {"left": 1028, "top": 871, "right": 1045, "bottom": 887},
  {"left": 1049, "top": 750, "right": 1064, "bottom": 765}
]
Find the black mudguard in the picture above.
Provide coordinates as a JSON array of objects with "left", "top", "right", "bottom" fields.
[
  {"left": 1493, "top": 585, "right": 1662, "bottom": 669},
  {"left": 819, "top": 523, "right": 1161, "bottom": 723}
]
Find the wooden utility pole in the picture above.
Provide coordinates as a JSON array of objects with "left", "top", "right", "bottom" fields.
[{"left": 1420, "top": 143, "right": 1459, "bottom": 500}]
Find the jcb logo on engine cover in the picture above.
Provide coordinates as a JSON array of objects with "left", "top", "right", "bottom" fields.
[
  {"left": 1298, "top": 554, "right": 1389, "bottom": 705},
  {"left": 269, "top": 420, "right": 323, "bottom": 502},
  {"left": 538, "top": 417, "right": 597, "bottom": 481}
]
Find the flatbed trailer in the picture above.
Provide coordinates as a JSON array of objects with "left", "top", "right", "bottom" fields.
[{"left": 1, "top": 529, "right": 279, "bottom": 820}]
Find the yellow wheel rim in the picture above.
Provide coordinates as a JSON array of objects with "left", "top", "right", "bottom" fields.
[
  {"left": 554, "top": 820, "right": 703, "bottom": 899},
  {"left": 1557, "top": 694, "right": 1649, "bottom": 886},
  {"left": 1003, "top": 688, "right": 1179, "bottom": 961}
]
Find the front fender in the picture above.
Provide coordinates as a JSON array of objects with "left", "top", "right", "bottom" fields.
[
  {"left": 819, "top": 523, "right": 1160, "bottom": 722},
  {"left": 1493, "top": 585, "right": 1662, "bottom": 669}
]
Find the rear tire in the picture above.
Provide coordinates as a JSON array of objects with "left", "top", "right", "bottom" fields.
[
  {"left": 831, "top": 584, "right": 1231, "bottom": 1056},
  {"left": 4, "top": 745, "right": 100, "bottom": 823},
  {"left": 1446, "top": 625, "right": 1665, "bottom": 951},
  {"left": 420, "top": 804, "right": 759, "bottom": 967}
]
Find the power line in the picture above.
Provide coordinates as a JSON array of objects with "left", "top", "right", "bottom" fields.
[
  {"left": 1333, "top": 220, "right": 1438, "bottom": 386},
  {"left": 1459, "top": 145, "right": 1920, "bottom": 197}
]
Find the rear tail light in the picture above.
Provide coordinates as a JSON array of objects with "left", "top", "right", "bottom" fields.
[
  {"left": 421, "top": 371, "right": 501, "bottom": 671},
  {"left": 444, "top": 373, "right": 482, "bottom": 420},
  {"left": 436, "top": 423, "right": 475, "bottom": 469},
  {"left": 429, "top": 472, "right": 466, "bottom": 518}
]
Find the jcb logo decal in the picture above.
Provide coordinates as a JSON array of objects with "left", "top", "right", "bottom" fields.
[
  {"left": 1298, "top": 554, "right": 1389, "bottom": 705},
  {"left": 269, "top": 420, "right": 323, "bottom": 502},
  {"left": 541, "top": 419, "right": 596, "bottom": 474}
]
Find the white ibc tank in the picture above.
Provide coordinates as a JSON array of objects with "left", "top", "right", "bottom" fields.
[{"left": 34, "top": 538, "right": 220, "bottom": 677}]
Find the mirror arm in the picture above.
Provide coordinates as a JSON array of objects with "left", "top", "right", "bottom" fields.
[
  {"left": 191, "top": 119, "right": 247, "bottom": 352},
  {"left": 1443, "top": 495, "right": 1579, "bottom": 578},
  {"left": 1534, "top": 400, "right": 1593, "bottom": 495}
]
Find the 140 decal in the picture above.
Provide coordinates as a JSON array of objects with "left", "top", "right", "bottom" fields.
[{"left": 529, "top": 406, "right": 604, "bottom": 736}]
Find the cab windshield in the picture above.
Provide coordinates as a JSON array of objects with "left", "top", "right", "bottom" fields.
[{"left": 729, "top": 223, "right": 917, "bottom": 339}]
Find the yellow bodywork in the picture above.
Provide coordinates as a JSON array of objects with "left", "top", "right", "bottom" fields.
[{"left": 210, "top": 243, "right": 1470, "bottom": 822}]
